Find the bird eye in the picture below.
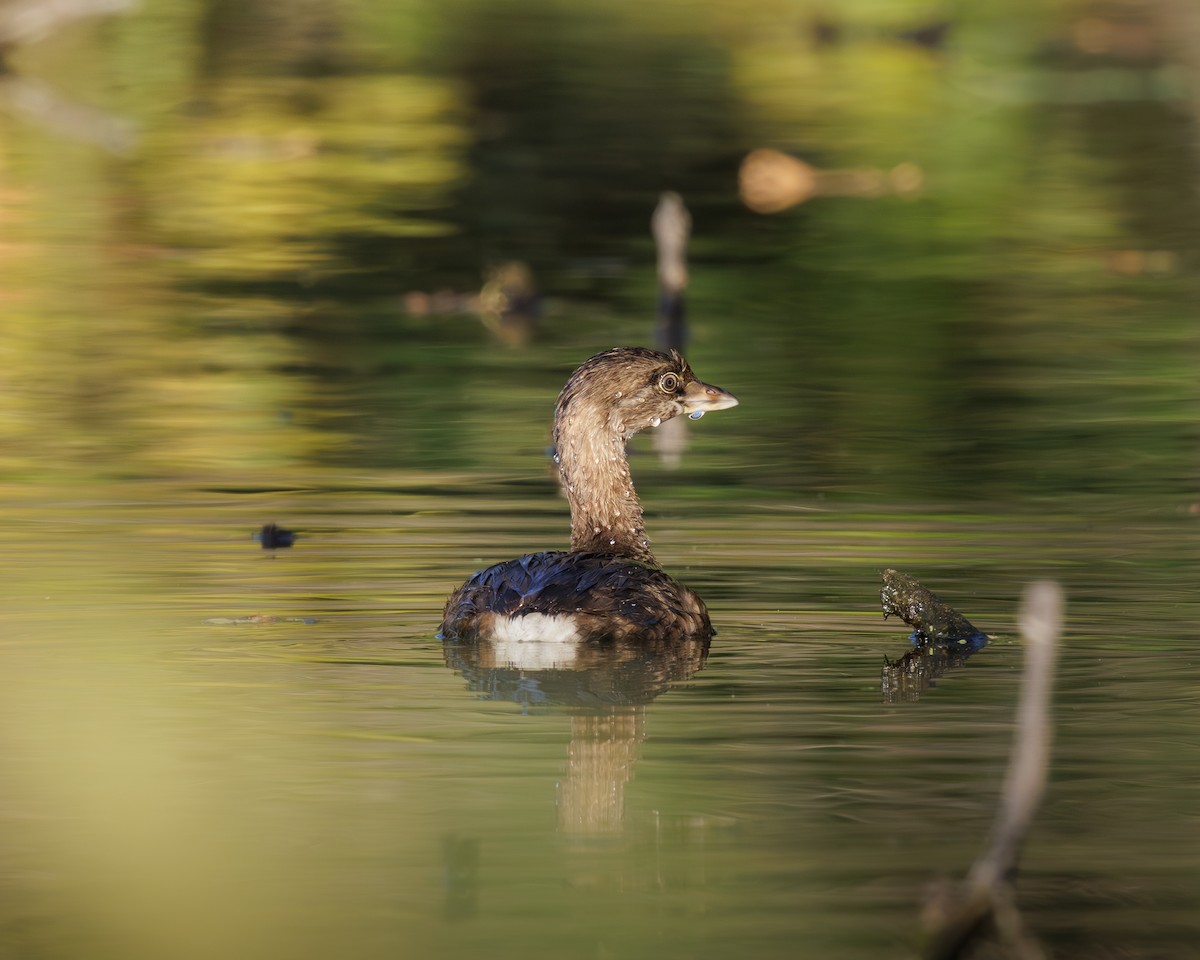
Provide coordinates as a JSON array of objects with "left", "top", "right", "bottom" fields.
[{"left": 658, "top": 373, "right": 680, "bottom": 393}]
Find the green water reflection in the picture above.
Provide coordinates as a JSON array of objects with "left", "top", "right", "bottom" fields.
[
  {"left": 2, "top": 1, "right": 1200, "bottom": 958},
  {"left": 2, "top": 0, "right": 1197, "bottom": 498},
  {"left": 3, "top": 488, "right": 1198, "bottom": 960}
]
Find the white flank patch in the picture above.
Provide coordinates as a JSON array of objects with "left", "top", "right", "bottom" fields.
[{"left": 488, "top": 614, "right": 582, "bottom": 669}]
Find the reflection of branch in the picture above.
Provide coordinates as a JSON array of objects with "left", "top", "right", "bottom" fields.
[
  {"left": 0, "top": 0, "right": 132, "bottom": 47},
  {"left": 651, "top": 191, "right": 689, "bottom": 298},
  {"left": 923, "top": 581, "right": 1064, "bottom": 960},
  {"left": 881, "top": 643, "right": 978, "bottom": 704},
  {"left": 0, "top": 0, "right": 137, "bottom": 152},
  {"left": 651, "top": 192, "right": 691, "bottom": 467},
  {"left": 0, "top": 74, "right": 134, "bottom": 151}
]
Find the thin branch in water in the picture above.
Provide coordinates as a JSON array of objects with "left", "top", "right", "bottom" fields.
[
  {"left": 922, "top": 580, "right": 1064, "bottom": 960},
  {"left": 975, "top": 581, "right": 1063, "bottom": 889}
]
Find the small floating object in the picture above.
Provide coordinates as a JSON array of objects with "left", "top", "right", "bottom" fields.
[
  {"left": 879, "top": 568, "right": 988, "bottom": 649},
  {"left": 254, "top": 523, "right": 296, "bottom": 550}
]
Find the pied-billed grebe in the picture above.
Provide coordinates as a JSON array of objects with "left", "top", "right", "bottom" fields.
[{"left": 439, "top": 346, "right": 738, "bottom": 643}]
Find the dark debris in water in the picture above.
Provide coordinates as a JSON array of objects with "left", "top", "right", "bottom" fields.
[
  {"left": 879, "top": 569, "right": 991, "bottom": 703},
  {"left": 254, "top": 523, "right": 296, "bottom": 550},
  {"left": 880, "top": 568, "right": 989, "bottom": 649}
]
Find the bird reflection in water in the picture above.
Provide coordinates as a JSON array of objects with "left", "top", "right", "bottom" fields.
[{"left": 443, "top": 631, "right": 709, "bottom": 835}]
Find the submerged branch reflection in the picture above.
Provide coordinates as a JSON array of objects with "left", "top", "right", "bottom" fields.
[{"left": 882, "top": 640, "right": 988, "bottom": 704}]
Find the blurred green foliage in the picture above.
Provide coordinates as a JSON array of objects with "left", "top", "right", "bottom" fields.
[{"left": 1, "top": 0, "right": 1197, "bottom": 498}]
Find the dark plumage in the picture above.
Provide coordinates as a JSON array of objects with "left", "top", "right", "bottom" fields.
[{"left": 439, "top": 347, "right": 738, "bottom": 643}]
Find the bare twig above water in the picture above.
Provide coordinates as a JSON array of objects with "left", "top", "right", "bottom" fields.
[
  {"left": 922, "top": 581, "right": 1064, "bottom": 960},
  {"left": 650, "top": 191, "right": 691, "bottom": 467},
  {"left": 652, "top": 190, "right": 690, "bottom": 302},
  {"left": 978, "top": 582, "right": 1063, "bottom": 889}
]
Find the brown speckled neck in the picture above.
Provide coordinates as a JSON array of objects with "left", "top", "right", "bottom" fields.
[
  {"left": 551, "top": 348, "right": 691, "bottom": 565},
  {"left": 554, "top": 398, "right": 654, "bottom": 564}
]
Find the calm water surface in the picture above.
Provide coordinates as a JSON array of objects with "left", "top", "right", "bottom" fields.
[
  {"left": 3, "top": 480, "right": 1197, "bottom": 960},
  {"left": 3, "top": 0, "right": 1200, "bottom": 956}
]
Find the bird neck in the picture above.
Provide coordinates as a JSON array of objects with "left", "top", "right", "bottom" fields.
[{"left": 554, "top": 406, "right": 656, "bottom": 565}]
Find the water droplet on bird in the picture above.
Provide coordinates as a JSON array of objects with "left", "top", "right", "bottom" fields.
[
  {"left": 688, "top": 410, "right": 705, "bottom": 420},
  {"left": 650, "top": 417, "right": 661, "bottom": 427}
]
